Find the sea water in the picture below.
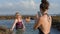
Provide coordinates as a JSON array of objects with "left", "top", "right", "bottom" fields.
[{"left": 0, "top": 20, "right": 60, "bottom": 34}]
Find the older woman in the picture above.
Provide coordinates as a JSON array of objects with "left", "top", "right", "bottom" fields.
[{"left": 11, "top": 12, "right": 25, "bottom": 34}]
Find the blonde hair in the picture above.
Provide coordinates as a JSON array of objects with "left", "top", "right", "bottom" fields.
[{"left": 15, "top": 12, "right": 22, "bottom": 19}]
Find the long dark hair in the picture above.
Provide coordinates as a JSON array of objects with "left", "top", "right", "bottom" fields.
[{"left": 40, "top": 0, "right": 49, "bottom": 12}]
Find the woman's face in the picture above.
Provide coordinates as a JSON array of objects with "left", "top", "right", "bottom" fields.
[{"left": 16, "top": 14, "right": 21, "bottom": 19}]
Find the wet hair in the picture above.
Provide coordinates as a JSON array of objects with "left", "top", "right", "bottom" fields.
[{"left": 40, "top": 0, "right": 49, "bottom": 12}]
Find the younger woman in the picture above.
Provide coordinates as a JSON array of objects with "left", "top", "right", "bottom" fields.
[{"left": 34, "top": 0, "right": 52, "bottom": 34}]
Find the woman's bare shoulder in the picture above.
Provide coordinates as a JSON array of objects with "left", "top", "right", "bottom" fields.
[
  {"left": 14, "top": 19, "right": 18, "bottom": 22},
  {"left": 39, "top": 16, "right": 43, "bottom": 20},
  {"left": 39, "top": 15, "right": 47, "bottom": 20},
  {"left": 15, "top": 19, "right": 17, "bottom": 21}
]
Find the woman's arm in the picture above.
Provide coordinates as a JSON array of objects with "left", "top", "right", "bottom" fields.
[
  {"left": 33, "top": 17, "right": 42, "bottom": 30},
  {"left": 11, "top": 19, "right": 17, "bottom": 31}
]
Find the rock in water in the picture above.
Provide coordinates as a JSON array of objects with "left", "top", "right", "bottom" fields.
[{"left": 0, "top": 26, "right": 13, "bottom": 34}]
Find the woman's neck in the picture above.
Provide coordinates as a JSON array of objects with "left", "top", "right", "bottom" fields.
[{"left": 41, "top": 10, "right": 48, "bottom": 15}]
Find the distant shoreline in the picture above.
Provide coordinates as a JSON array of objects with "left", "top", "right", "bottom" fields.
[
  {"left": 0, "top": 15, "right": 35, "bottom": 20},
  {"left": 0, "top": 15, "right": 60, "bottom": 20}
]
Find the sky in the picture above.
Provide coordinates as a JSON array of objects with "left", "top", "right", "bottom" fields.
[{"left": 0, "top": 0, "right": 60, "bottom": 15}]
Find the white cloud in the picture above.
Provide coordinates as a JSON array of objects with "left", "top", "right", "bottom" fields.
[
  {"left": 7, "top": 3, "right": 13, "bottom": 7},
  {"left": 0, "top": 4, "right": 2, "bottom": 8},
  {"left": 0, "top": 0, "right": 40, "bottom": 15},
  {"left": 48, "top": 2, "right": 60, "bottom": 14},
  {"left": 16, "top": 0, "right": 37, "bottom": 10},
  {"left": 50, "top": 3, "right": 59, "bottom": 9},
  {"left": 1, "top": 0, "right": 60, "bottom": 14},
  {"left": 1, "top": 0, "right": 37, "bottom": 10}
]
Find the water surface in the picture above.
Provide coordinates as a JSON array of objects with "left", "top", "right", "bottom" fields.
[{"left": 0, "top": 20, "right": 60, "bottom": 34}]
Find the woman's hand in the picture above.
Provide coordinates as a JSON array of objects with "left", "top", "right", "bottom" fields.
[
  {"left": 9, "top": 29, "right": 14, "bottom": 34},
  {"left": 33, "top": 26, "right": 37, "bottom": 30},
  {"left": 10, "top": 29, "right": 13, "bottom": 32},
  {"left": 22, "top": 28, "right": 26, "bottom": 32}
]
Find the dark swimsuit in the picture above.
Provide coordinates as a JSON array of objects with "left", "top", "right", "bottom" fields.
[
  {"left": 16, "top": 22, "right": 23, "bottom": 29},
  {"left": 38, "top": 27, "right": 44, "bottom": 34}
]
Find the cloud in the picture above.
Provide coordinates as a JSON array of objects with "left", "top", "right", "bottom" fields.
[
  {"left": 49, "top": 3, "right": 59, "bottom": 9},
  {"left": 0, "top": 0, "right": 37, "bottom": 9},
  {"left": 7, "top": 3, "right": 13, "bottom": 7},
  {"left": 48, "top": 1, "right": 60, "bottom": 14},
  {"left": 16, "top": 0, "right": 36, "bottom": 10},
  {"left": 0, "top": 4, "right": 2, "bottom": 8},
  {"left": 0, "top": 0, "right": 40, "bottom": 15},
  {"left": 0, "top": 0, "right": 60, "bottom": 15}
]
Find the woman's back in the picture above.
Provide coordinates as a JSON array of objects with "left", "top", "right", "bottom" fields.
[{"left": 40, "top": 15, "right": 51, "bottom": 34}]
